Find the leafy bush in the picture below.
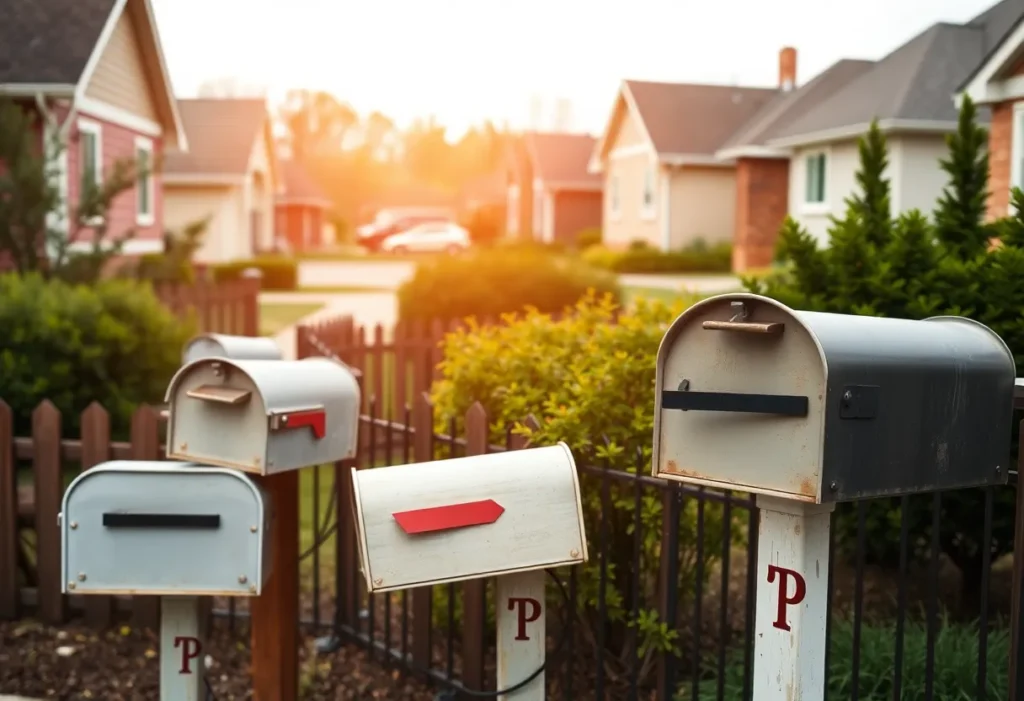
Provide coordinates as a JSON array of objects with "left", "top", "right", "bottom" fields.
[
  {"left": 575, "top": 227, "right": 602, "bottom": 250},
  {"left": 211, "top": 255, "right": 297, "bottom": 290},
  {"left": 745, "top": 98, "right": 1017, "bottom": 607},
  {"left": 0, "top": 273, "right": 191, "bottom": 438},
  {"left": 397, "top": 247, "right": 620, "bottom": 322},
  {"left": 432, "top": 292, "right": 737, "bottom": 678},
  {"left": 583, "top": 239, "right": 732, "bottom": 273},
  {"left": 690, "top": 617, "right": 1009, "bottom": 700}
]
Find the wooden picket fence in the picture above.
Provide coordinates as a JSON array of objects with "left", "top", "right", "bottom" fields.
[{"left": 154, "top": 277, "right": 259, "bottom": 336}]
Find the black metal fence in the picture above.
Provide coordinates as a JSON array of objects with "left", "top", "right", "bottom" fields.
[{"left": 208, "top": 316, "right": 1024, "bottom": 701}]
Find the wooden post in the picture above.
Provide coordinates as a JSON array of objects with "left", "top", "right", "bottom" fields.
[
  {"left": 250, "top": 469, "right": 299, "bottom": 701},
  {"left": 0, "top": 401, "right": 18, "bottom": 620},
  {"left": 496, "top": 570, "right": 546, "bottom": 700},
  {"left": 160, "top": 596, "right": 206, "bottom": 700},
  {"left": 751, "top": 496, "right": 834, "bottom": 700},
  {"left": 33, "top": 401, "right": 64, "bottom": 624}
]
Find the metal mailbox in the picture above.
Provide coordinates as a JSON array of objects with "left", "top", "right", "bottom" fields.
[
  {"left": 652, "top": 293, "right": 1015, "bottom": 503},
  {"left": 165, "top": 356, "right": 361, "bottom": 474},
  {"left": 351, "top": 443, "right": 588, "bottom": 593},
  {"left": 183, "top": 332, "right": 283, "bottom": 363},
  {"left": 60, "top": 461, "right": 272, "bottom": 596}
]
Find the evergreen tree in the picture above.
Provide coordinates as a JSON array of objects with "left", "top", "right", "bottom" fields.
[
  {"left": 934, "top": 94, "right": 991, "bottom": 259},
  {"left": 845, "top": 120, "right": 892, "bottom": 249}
]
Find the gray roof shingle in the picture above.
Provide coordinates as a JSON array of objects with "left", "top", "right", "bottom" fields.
[
  {"left": 957, "top": 0, "right": 1024, "bottom": 90},
  {"left": 163, "top": 98, "right": 269, "bottom": 176},
  {"left": 0, "top": 0, "right": 116, "bottom": 84},
  {"left": 524, "top": 132, "right": 601, "bottom": 187},
  {"left": 625, "top": 80, "right": 778, "bottom": 156},
  {"left": 718, "top": 59, "right": 875, "bottom": 154}
]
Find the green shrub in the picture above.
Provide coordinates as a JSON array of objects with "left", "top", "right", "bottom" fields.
[
  {"left": 582, "top": 240, "right": 733, "bottom": 273},
  {"left": 689, "top": 617, "right": 1009, "bottom": 700},
  {"left": 211, "top": 255, "right": 297, "bottom": 290},
  {"left": 0, "top": 273, "right": 191, "bottom": 438},
  {"left": 432, "top": 292, "right": 737, "bottom": 672},
  {"left": 746, "top": 99, "right": 1016, "bottom": 607},
  {"left": 397, "top": 247, "right": 620, "bottom": 322},
  {"left": 575, "top": 227, "right": 602, "bottom": 250}
]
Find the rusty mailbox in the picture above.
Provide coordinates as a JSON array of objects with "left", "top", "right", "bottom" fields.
[
  {"left": 652, "top": 293, "right": 1015, "bottom": 503},
  {"left": 182, "top": 332, "right": 283, "bottom": 363},
  {"left": 165, "top": 356, "right": 360, "bottom": 474}
]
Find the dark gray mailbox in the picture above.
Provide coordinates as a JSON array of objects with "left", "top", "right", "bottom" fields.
[{"left": 652, "top": 293, "right": 1015, "bottom": 503}]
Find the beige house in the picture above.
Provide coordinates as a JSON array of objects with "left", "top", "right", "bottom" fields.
[
  {"left": 163, "top": 98, "right": 278, "bottom": 263},
  {"left": 588, "top": 80, "right": 776, "bottom": 251}
]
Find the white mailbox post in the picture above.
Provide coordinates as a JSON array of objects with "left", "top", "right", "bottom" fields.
[
  {"left": 652, "top": 293, "right": 1015, "bottom": 700},
  {"left": 61, "top": 461, "right": 272, "bottom": 700},
  {"left": 351, "top": 443, "right": 588, "bottom": 699},
  {"left": 164, "top": 356, "right": 361, "bottom": 474}
]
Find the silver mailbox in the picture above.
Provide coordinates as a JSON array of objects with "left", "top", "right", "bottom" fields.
[
  {"left": 652, "top": 293, "right": 1015, "bottom": 503},
  {"left": 165, "top": 356, "right": 361, "bottom": 474},
  {"left": 183, "top": 333, "right": 283, "bottom": 363},
  {"left": 60, "top": 461, "right": 272, "bottom": 596}
]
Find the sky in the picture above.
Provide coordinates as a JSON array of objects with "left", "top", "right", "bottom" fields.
[{"left": 151, "top": 0, "right": 1000, "bottom": 138}]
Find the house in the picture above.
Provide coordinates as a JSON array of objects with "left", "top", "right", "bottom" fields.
[
  {"left": 750, "top": 0, "right": 1020, "bottom": 250},
  {"left": 275, "top": 158, "right": 333, "bottom": 252},
  {"left": 716, "top": 51, "right": 875, "bottom": 270},
  {"left": 162, "top": 98, "right": 278, "bottom": 263},
  {"left": 588, "top": 80, "right": 776, "bottom": 252},
  {"left": 0, "top": 0, "right": 186, "bottom": 256},
  {"left": 507, "top": 132, "right": 602, "bottom": 245},
  {"left": 957, "top": 0, "right": 1024, "bottom": 219}
]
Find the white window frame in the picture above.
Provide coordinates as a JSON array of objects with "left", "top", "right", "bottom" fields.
[
  {"left": 801, "top": 148, "right": 829, "bottom": 215},
  {"left": 1011, "top": 102, "right": 1024, "bottom": 197},
  {"left": 609, "top": 174, "right": 621, "bottom": 220},
  {"left": 134, "top": 136, "right": 155, "bottom": 226},
  {"left": 641, "top": 162, "right": 657, "bottom": 220},
  {"left": 77, "top": 118, "right": 104, "bottom": 226}
]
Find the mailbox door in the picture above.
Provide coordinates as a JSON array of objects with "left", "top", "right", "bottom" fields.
[
  {"left": 63, "top": 467, "right": 267, "bottom": 595},
  {"left": 656, "top": 298, "right": 828, "bottom": 501}
]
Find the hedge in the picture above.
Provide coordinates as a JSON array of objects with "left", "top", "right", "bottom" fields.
[
  {"left": 583, "top": 239, "right": 732, "bottom": 273},
  {"left": 210, "top": 255, "right": 297, "bottom": 290}
]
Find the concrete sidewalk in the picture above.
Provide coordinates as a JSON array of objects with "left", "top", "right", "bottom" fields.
[{"left": 267, "top": 291, "right": 397, "bottom": 360}]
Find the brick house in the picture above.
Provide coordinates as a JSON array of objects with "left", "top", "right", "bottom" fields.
[
  {"left": 0, "top": 0, "right": 187, "bottom": 257},
  {"left": 275, "top": 159, "right": 333, "bottom": 252},
  {"left": 507, "top": 132, "right": 602, "bottom": 245},
  {"left": 958, "top": 5, "right": 1024, "bottom": 219}
]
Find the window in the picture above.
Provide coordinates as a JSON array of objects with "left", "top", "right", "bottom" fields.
[
  {"left": 135, "top": 137, "right": 154, "bottom": 226},
  {"left": 641, "top": 165, "right": 656, "bottom": 219},
  {"left": 610, "top": 175, "right": 620, "bottom": 216},
  {"left": 804, "top": 152, "right": 827, "bottom": 205},
  {"left": 78, "top": 120, "right": 102, "bottom": 196}
]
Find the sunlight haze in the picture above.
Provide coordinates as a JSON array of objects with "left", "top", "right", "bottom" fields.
[{"left": 153, "top": 0, "right": 998, "bottom": 136}]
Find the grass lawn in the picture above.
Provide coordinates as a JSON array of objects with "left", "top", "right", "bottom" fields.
[{"left": 259, "top": 301, "right": 324, "bottom": 336}]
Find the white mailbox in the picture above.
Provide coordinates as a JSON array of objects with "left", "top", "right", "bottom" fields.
[
  {"left": 183, "top": 333, "right": 283, "bottom": 363},
  {"left": 351, "top": 443, "right": 587, "bottom": 593},
  {"left": 165, "top": 356, "right": 361, "bottom": 474},
  {"left": 60, "top": 461, "right": 272, "bottom": 596}
]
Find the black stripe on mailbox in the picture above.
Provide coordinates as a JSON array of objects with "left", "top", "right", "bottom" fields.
[
  {"left": 661, "top": 390, "right": 809, "bottom": 417},
  {"left": 102, "top": 513, "right": 221, "bottom": 529}
]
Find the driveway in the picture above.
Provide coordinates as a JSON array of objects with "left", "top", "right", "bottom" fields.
[{"left": 298, "top": 260, "right": 741, "bottom": 295}]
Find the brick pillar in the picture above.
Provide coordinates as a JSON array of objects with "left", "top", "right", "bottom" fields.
[
  {"left": 733, "top": 157, "right": 790, "bottom": 272},
  {"left": 988, "top": 101, "right": 1014, "bottom": 221}
]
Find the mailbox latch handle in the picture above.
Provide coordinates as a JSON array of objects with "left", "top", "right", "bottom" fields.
[
  {"left": 702, "top": 320, "right": 784, "bottom": 335},
  {"left": 662, "top": 389, "right": 809, "bottom": 417},
  {"left": 102, "top": 512, "right": 221, "bottom": 529}
]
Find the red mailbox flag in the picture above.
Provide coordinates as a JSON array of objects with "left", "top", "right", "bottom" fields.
[{"left": 393, "top": 499, "right": 505, "bottom": 535}]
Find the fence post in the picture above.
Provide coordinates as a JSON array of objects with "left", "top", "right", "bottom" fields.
[
  {"left": 80, "top": 403, "right": 113, "bottom": 627},
  {"left": 33, "top": 401, "right": 64, "bottom": 624},
  {"left": 461, "top": 402, "right": 488, "bottom": 691},
  {"left": 656, "top": 485, "right": 681, "bottom": 700},
  {"left": 130, "top": 405, "right": 161, "bottom": 630},
  {"left": 1010, "top": 417, "right": 1024, "bottom": 701},
  {"left": 243, "top": 278, "right": 259, "bottom": 337},
  {"left": 410, "top": 391, "right": 434, "bottom": 673},
  {"left": 0, "top": 401, "right": 18, "bottom": 619}
]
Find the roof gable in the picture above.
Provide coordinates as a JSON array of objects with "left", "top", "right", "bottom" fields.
[
  {"left": 164, "top": 98, "right": 270, "bottom": 179},
  {"left": 524, "top": 132, "right": 601, "bottom": 189},
  {"left": 957, "top": 0, "right": 1024, "bottom": 103}
]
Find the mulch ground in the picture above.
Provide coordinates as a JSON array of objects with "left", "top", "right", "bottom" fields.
[{"left": 0, "top": 618, "right": 437, "bottom": 701}]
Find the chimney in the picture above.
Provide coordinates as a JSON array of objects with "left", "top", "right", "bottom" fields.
[{"left": 779, "top": 47, "right": 797, "bottom": 92}]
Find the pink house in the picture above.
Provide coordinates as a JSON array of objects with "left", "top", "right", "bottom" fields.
[{"left": 0, "top": 0, "right": 186, "bottom": 257}]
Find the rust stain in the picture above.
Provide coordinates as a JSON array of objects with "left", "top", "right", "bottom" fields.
[
  {"left": 666, "top": 459, "right": 678, "bottom": 472},
  {"left": 798, "top": 478, "right": 815, "bottom": 497}
]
